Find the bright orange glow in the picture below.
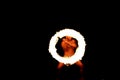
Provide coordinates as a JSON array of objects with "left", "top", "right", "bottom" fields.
[{"left": 48, "top": 28, "right": 86, "bottom": 65}]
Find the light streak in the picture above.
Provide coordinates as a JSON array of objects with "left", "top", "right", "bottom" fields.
[{"left": 48, "top": 28, "right": 86, "bottom": 65}]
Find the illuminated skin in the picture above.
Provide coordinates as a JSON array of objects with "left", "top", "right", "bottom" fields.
[
  {"left": 49, "top": 28, "right": 86, "bottom": 65},
  {"left": 57, "top": 36, "right": 84, "bottom": 80}
]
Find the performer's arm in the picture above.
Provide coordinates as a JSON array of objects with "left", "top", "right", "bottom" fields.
[
  {"left": 57, "top": 62, "right": 64, "bottom": 69},
  {"left": 63, "top": 39, "right": 77, "bottom": 48}
]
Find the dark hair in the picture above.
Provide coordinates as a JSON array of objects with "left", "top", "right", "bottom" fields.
[
  {"left": 55, "top": 36, "right": 78, "bottom": 57},
  {"left": 55, "top": 37, "right": 64, "bottom": 56}
]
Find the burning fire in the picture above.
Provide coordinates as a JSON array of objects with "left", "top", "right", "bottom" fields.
[{"left": 48, "top": 28, "right": 86, "bottom": 65}]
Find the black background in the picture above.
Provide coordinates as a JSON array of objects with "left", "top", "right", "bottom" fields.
[
  {"left": 46, "top": 16, "right": 105, "bottom": 80},
  {"left": 4, "top": 2, "right": 120, "bottom": 79},
  {"left": 3, "top": 3, "right": 118, "bottom": 80},
  {"left": 11, "top": 14, "right": 106, "bottom": 80},
  {"left": 17, "top": 15, "right": 105, "bottom": 80}
]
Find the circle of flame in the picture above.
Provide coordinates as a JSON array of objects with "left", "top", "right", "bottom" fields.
[{"left": 48, "top": 28, "right": 86, "bottom": 65}]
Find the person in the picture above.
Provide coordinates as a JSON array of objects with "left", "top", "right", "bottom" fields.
[{"left": 56, "top": 36, "right": 84, "bottom": 80}]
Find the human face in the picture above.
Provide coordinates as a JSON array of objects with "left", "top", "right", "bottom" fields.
[{"left": 61, "top": 36, "right": 77, "bottom": 50}]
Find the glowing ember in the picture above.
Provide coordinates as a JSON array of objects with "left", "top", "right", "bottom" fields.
[{"left": 48, "top": 28, "right": 86, "bottom": 65}]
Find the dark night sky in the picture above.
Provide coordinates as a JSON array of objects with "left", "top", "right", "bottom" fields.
[
  {"left": 7, "top": 3, "right": 120, "bottom": 79},
  {"left": 17, "top": 15, "right": 105, "bottom": 80},
  {"left": 45, "top": 16, "right": 105, "bottom": 80},
  {"left": 5, "top": 4, "right": 118, "bottom": 80}
]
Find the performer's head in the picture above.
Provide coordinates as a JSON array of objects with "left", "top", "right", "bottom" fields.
[
  {"left": 56, "top": 36, "right": 78, "bottom": 56},
  {"left": 61, "top": 36, "right": 78, "bottom": 51}
]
